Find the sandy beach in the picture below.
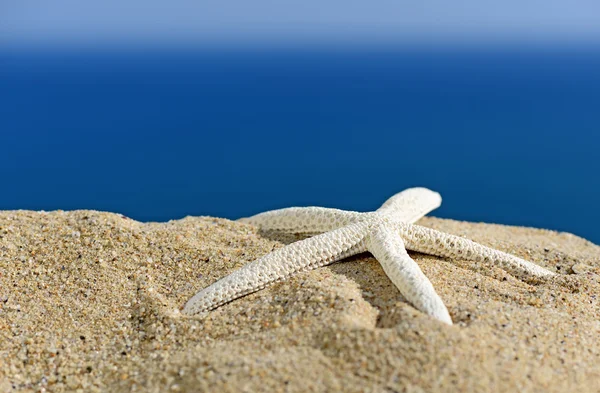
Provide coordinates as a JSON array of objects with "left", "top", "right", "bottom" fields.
[{"left": 1, "top": 210, "right": 599, "bottom": 392}]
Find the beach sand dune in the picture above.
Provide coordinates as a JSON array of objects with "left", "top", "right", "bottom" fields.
[{"left": 1, "top": 210, "right": 599, "bottom": 392}]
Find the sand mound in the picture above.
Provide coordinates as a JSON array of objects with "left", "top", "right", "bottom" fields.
[{"left": 1, "top": 210, "right": 599, "bottom": 392}]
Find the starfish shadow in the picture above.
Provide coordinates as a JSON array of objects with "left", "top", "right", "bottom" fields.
[
  {"left": 331, "top": 252, "right": 453, "bottom": 328},
  {"left": 257, "top": 230, "right": 428, "bottom": 328}
]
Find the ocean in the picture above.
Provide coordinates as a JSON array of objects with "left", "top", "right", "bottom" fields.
[{"left": 1, "top": 45, "right": 599, "bottom": 243}]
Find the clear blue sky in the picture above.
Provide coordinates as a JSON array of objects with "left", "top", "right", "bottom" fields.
[{"left": 2, "top": 0, "right": 600, "bottom": 46}]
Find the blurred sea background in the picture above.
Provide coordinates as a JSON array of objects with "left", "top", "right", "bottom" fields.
[{"left": 1, "top": 1, "right": 599, "bottom": 243}]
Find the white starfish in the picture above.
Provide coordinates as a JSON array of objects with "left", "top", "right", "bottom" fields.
[{"left": 183, "top": 188, "right": 555, "bottom": 325}]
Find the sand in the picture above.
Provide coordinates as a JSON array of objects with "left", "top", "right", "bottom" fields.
[{"left": 1, "top": 209, "right": 599, "bottom": 392}]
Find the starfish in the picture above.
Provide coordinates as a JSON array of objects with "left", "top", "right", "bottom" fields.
[{"left": 183, "top": 188, "right": 555, "bottom": 325}]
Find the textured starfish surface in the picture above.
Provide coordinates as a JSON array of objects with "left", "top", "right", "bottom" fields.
[{"left": 183, "top": 188, "right": 556, "bottom": 325}]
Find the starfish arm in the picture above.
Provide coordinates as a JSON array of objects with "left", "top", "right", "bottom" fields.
[
  {"left": 376, "top": 187, "right": 442, "bottom": 223},
  {"left": 399, "top": 224, "right": 556, "bottom": 279},
  {"left": 238, "top": 207, "right": 362, "bottom": 235},
  {"left": 368, "top": 224, "right": 453, "bottom": 325},
  {"left": 183, "top": 222, "right": 369, "bottom": 315}
]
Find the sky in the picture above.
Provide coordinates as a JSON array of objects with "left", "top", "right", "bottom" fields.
[{"left": 2, "top": 0, "right": 600, "bottom": 47}]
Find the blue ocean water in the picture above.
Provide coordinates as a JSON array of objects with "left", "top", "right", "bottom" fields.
[{"left": 1, "top": 46, "right": 599, "bottom": 243}]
